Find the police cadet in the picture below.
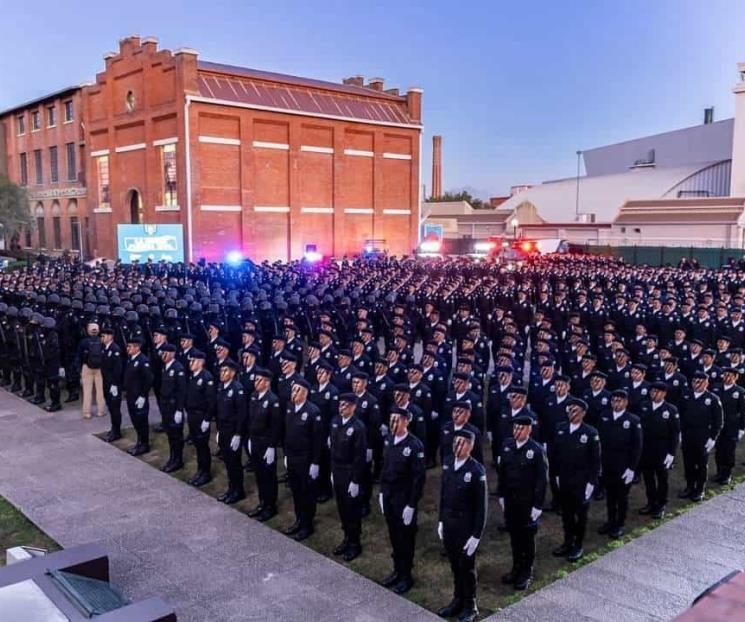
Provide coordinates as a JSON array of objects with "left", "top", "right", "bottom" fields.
[
  {"left": 597, "top": 389, "right": 643, "bottom": 538},
  {"left": 551, "top": 398, "right": 600, "bottom": 562},
  {"left": 711, "top": 367, "right": 745, "bottom": 485},
  {"left": 39, "top": 316, "right": 63, "bottom": 412},
  {"left": 678, "top": 371, "right": 723, "bottom": 501},
  {"left": 158, "top": 343, "right": 187, "bottom": 473},
  {"left": 351, "top": 371, "right": 380, "bottom": 516},
  {"left": 282, "top": 378, "right": 324, "bottom": 541},
  {"left": 100, "top": 327, "right": 124, "bottom": 442},
  {"left": 330, "top": 393, "right": 368, "bottom": 562},
  {"left": 441, "top": 401, "right": 484, "bottom": 466},
  {"left": 184, "top": 350, "right": 216, "bottom": 487},
  {"left": 123, "top": 336, "right": 153, "bottom": 456},
  {"left": 309, "top": 360, "right": 338, "bottom": 502},
  {"left": 246, "top": 368, "right": 282, "bottom": 521},
  {"left": 497, "top": 412, "right": 547, "bottom": 591},
  {"left": 215, "top": 359, "right": 248, "bottom": 505},
  {"left": 437, "top": 428, "right": 486, "bottom": 622},
  {"left": 638, "top": 382, "right": 679, "bottom": 518},
  {"left": 379, "top": 406, "right": 426, "bottom": 595}
]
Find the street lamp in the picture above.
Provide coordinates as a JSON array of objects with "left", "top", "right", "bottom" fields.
[{"left": 510, "top": 217, "right": 519, "bottom": 239}]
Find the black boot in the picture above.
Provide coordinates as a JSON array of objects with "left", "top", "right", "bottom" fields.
[{"left": 437, "top": 598, "right": 463, "bottom": 618}]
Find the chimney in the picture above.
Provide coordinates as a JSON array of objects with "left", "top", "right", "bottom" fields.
[
  {"left": 385, "top": 87, "right": 399, "bottom": 96},
  {"left": 704, "top": 107, "right": 714, "bottom": 124},
  {"left": 367, "top": 78, "right": 384, "bottom": 91},
  {"left": 432, "top": 135, "right": 442, "bottom": 199},
  {"left": 343, "top": 75, "right": 365, "bottom": 87},
  {"left": 406, "top": 87, "right": 422, "bottom": 123}
]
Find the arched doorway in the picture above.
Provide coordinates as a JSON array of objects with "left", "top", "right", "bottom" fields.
[{"left": 127, "top": 189, "right": 142, "bottom": 224}]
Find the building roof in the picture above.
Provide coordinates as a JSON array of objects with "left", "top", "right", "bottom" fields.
[
  {"left": 582, "top": 119, "right": 733, "bottom": 177},
  {"left": 614, "top": 197, "right": 745, "bottom": 225},
  {"left": 197, "top": 61, "right": 416, "bottom": 126},
  {"left": 495, "top": 161, "right": 728, "bottom": 224},
  {"left": 0, "top": 85, "right": 81, "bottom": 118}
]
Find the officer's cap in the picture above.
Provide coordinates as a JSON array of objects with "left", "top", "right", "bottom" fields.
[
  {"left": 567, "top": 397, "right": 588, "bottom": 411},
  {"left": 495, "top": 365, "right": 514, "bottom": 374},
  {"left": 317, "top": 359, "right": 334, "bottom": 372},
  {"left": 153, "top": 326, "right": 168, "bottom": 336},
  {"left": 508, "top": 386, "right": 528, "bottom": 397},
  {"left": 555, "top": 374, "right": 571, "bottom": 384},
  {"left": 631, "top": 363, "right": 647, "bottom": 372},
  {"left": 215, "top": 338, "right": 230, "bottom": 349},
  {"left": 690, "top": 338, "right": 704, "bottom": 347},
  {"left": 723, "top": 367, "right": 740, "bottom": 376},
  {"left": 647, "top": 334, "right": 659, "bottom": 342},
  {"left": 339, "top": 392, "right": 357, "bottom": 405},
  {"left": 243, "top": 345, "right": 261, "bottom": 357},
  {"left": 453, "top": 428, "right": 476, "bottom": 441},
  {"left": 374, "top": 358, "right": 390, "bottom": 368},
  {"left": 409, "top": 363, "right": 424, "bottom": 373},
  {"left": 692, "top": 371, "right": 709, "bottom": 380},
  {"left": 308, "top": 340, "right": 321, "bottom": 350},
  {"left": 703, "top": 348, "right": 716, "bottom": 357},
  {"left": 180, "top": 333, "right": 194, "bottom": 341},
  {"left": 280, "top": 351, "right": 298, "bottom": 363},
  {"left": 338, "top": 348, "right": 352, "bottom": 358},
  {"left": 393, "top": 383, "right": 410, "bottom": 394},
  {"left": 453, "top": 400, "right": 472, "bottom": 411},
  {"left": 511, "top": 413, "right": 534, "bottom": 426},
  {"left": 161, "top": 343, "right": 177, "bottom": 353},
  {"left": 127, "top": 336, "right": 144, "bottom": 346},
  {"left": 718, "top": 334, "right": 732, "bottom": 342},
  {"left": 453, "top": 371, "right": 470, "bottom": 382},
  {"left": 101, "top": 327, "right": 114, "bottom": 336},
  {"left": 663, "top": 356, "right": 679, "bottom": 365},
  {"left": 540, "top": 358, "right": 555, "bottom": 368},
  {"left": 650, "top": 381, "right": 668, "bottom": 392},
  {"left": 293, "top": 378, "right": 310, "bottom": 391},
  {"left": 254, "top": 367, "right": 272, "bottom": 379},
  {"left": 219, "top": 359, "right": 239, "bottom": 371},
  {"left": 390, "top": 406, "right": 413, "bottom": 420},
  {"left": 351, "top": 371, "right": 369, "bottom": 382},
  {"left": 582, "top": 353, "right": 597, "bottom": 362},
  {"left": 272, "top": 333, "right": 287, "bottom": 342},
  {"left": 189, "top": 350, "right": 206, "bottom": 360},
  {"left": 611, "top": 389, "right": 628, "bottom": 399}
]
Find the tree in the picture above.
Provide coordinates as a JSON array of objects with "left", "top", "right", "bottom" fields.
[
  {"left": 426, "top": 190, "right": 492, "bottom": 210},
  {"left": 0, "top": 176, "right": 33, "bottom": 241}
]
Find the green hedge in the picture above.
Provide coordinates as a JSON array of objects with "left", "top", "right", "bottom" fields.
[{"left": 577, "top": 245, "right": 745, "bottom": 268}]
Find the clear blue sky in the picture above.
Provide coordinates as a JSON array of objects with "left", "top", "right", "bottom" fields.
[{"left": 3, "top": 0, "right": 745, "bottom": 197}]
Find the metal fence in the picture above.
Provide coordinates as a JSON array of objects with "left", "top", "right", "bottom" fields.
[{"left": 576, "top": 244, "right": 745, "bottom": 268}]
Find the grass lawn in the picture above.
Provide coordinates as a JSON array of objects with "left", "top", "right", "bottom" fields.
[
  {"left": 0, "top": 496, "right": 60, "bottom": 566},
  {"left": 105, "top": 427, "right": 745, "bottom": 618}
]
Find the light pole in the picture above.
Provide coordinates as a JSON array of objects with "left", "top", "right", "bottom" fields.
[
  {"left": 575, "top": 150, "right": 582, "bottom": 220},
  {"left": 510, "top": 217, "right": 519, "bottom": 240}
]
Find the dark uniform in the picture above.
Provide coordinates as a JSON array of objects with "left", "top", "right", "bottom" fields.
[
  {"left": 159, "top": 352, "right": 188, "bottom": 470},
  {"left": 185, "top": 356, "right": 216, "bottom": 485},
  {"left": 380, "top": 428, "right": 426, "bottom": 588},
  {"left": 309, "top": 377, "right": 339, "bottom": 500},
  {"left": 551, "top": 418, "right": 601, "bottom": 555},
  {"left": 497, "top": 436, "right": 547, "bottom": 588},
  {"left": 597, "top": 406, "right": 643, "bottom": 535},
  {"left": 330, "top": 400, "right": 368, "bottom": 559},
  {"left": 101, "top": 334, "right": 124, "bottom": 440},
  {"left": 284, "top": 396, "right": 324, "bottom": 535},
  {"left": 216, "top": 370, "right": 248, "bottom": 502},
  {"left": 711, "top": 378, "right": 745, "bottom": 484},
  {"left": 247, "top": 382, "right": 282, "bottom": 517},
  {"left": 123, "top": 345, "right": 154, "bottom": 453},
  {"left": 638, "top": 395, "right": 680, "bottom": 514},
  {"left": 679, "top": 382, "right": 723, "bottom": 499},
  {"left": 439, "top": 451, "right": 487, "bottom": 615}
]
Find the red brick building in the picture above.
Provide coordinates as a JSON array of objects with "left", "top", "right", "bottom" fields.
[{"left": 0, "top": 88, "right": 88, "bottom": 255}]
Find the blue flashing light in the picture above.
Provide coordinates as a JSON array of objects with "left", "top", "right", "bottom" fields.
[{"left": 226, "top": 250, "right": 243, "bottom": 266}]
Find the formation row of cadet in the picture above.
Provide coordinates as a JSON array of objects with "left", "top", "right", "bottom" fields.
[{"left": 2, "top": 253, "right": 745, "bottom": 622}]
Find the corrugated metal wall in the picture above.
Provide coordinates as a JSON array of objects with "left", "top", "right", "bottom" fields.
[{"left": 663, "top": 160, "right": 731, "bottom": 198}]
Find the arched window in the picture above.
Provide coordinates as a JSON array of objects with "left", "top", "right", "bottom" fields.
[
  {"left": 68, "top": 199, "right": 80, "bottom": 253},
  {"left": 35, "top": 202, "right": 46, "bottom": 248},
  {"left": 51, "top": 201, "right": 62, "bottom": 249}
]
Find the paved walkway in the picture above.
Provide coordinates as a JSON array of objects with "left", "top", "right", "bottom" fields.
[
  {"left": 0, "top": 392, "right": 436, "bottom": 621},
  {"left": 491, "top": 483, "right": 745, "bottom": 621}
]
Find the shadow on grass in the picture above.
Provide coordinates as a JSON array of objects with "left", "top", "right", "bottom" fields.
[
  {"left": 0, "top": 496, "right": 60, "bottom": 566},
  {"left": 99, "top": 427, "right": 744, "bottom": 619}
]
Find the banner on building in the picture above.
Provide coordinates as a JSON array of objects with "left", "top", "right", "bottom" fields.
[{"left": 116, "top": 224, "right": 184, "bottom": 263}]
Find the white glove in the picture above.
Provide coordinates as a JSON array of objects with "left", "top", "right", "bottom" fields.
[
  {"left": 330, "top": 473, "right": 334, "bottom": 487},
  {"left": 58, "top": 367, "right": 66, "bottom": 378},
  {"left": 739, "top": 430, "right": 745, "bottom": 441},
  {"left": 174, "top": 410, "right": 183, "bottom": 424},
  {"left": 498, "top": 497, "right": 505, "bottom": 511},
  {"left": 555, "top": 476, "right": 560, "bottom": 488},
  {"left": 463, "top": 536, "right": 480, "bottom": 557},
  {"left": 487, "top": 431, "right": 493, "bottom": 443},
  {"left": 585, "top": 483, "right": 594, "bottom": 501},
  {"left": 230, "top": 435, "right": 240, "bottom": 451},
  {"left": 705, "top": 438, "right": 716, "bottom": 453},
  {"left": 110, "top": 385, "right": 118, "bottom": 397},
  {"left": 437, "top": 521, "right": 444, "bottom": 541},
  {"left": 530, "top": 507, "right": 542, "bottom": 522},
  {"left": 622, "top": 468, "right": 634, "bottom": 485},
  {"left": 284, "top": 455, "right": 288, "bottom": 469},
  {"left": 402, "top": 505, "right": 414, "bottom": 526},
  {"left": 663, "top": 454, "right": 674, "bottom": 469},
  {"left": 200, "top": 420, "right": 209, "bottom": 433},
  {"left": 215, "top": 432, "right": 219, "bottom": 445},
  {"left": 309, "top": 463, "right": 319, "bottom": 480},
  {"left": 135, "top": 396, "right": 146, "bottom": 409},
  {"left": 327, "top": 436, "right": 331, "bottom": 448},
  {"left": 379, "top": 424, "right": 388, "bottom": 436},
  {"left": 366, "top": 448, "right": 373, "bottom": 463},
  {"left": 431, "top": 410, "right": 438, "bottom": 420},
  {"left": 264, "top": 447, "right": 275, "bottom": 465},
  {"left": 378, "top": 492, "right": 385, "bottom": 514},
  {"left": 247, "top": 438, "right": 252, "bottom": 454},
  {"left": 348, "top": 481, "right": 359, "bottom": 498}
]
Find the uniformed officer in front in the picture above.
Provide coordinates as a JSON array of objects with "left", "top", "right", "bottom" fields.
[
  {"left": 711, "top": 367, "right": 745, "bottom": 485},
  {"left": 185, "top": 350, "right": 216, "bottom": 487},
  {"left": 551, "top": 398, "right": 600, "bottom": 562},
  {"left": 678, "top": 371, "right": 723, "bottom": 501},
  {"left": 283, "top": 378, "right": 324, "bottom": 541},
  {"left": 215, "top": 359, "right": 248, "bottom": 505},
  {"left": 123, "top": 336, "right": 153, "bottom": 456},
  {"left": 158, "top": 343, "right": 187, "bottom": 473},
  {"left": 638, "top": 382, "right": 679, "bottom": 518},
  {"left": 330, "top": 393, "right": 368, "bottom": 562},
  {"left": 437, "top": 428, "right": 487, "bottom": 621},
  {"left": 379, "top": 406, "right": 426, "bottom": 595},
  {"left": 497, "top": 413, "right": 547, "bottom": 591},
  {"left": 597, "top": 389, "right": 643, "bottom": 538},
  {"left": 100, "top": 327, "right": 124, "bottom": 442},
  {"left": 246, "top": 368, "right": 282, "bottom": 521}
]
